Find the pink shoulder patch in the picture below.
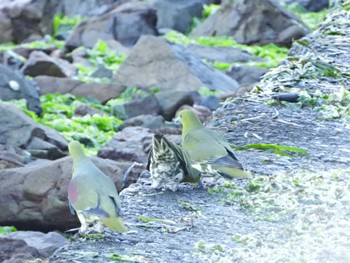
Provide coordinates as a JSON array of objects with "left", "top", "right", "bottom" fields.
[{"left": 68, "top": 180, "right": 79, "bottom": 203}]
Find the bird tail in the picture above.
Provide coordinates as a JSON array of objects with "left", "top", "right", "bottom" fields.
[
  {"left": 101, "top": 216, "right": 128, "bottom": 233},
  {"left": 214, "top": 165, "right": 252, "bottom": 179}
]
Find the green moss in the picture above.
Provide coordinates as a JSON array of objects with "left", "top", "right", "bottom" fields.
[
  {"left": 0, "top": 226, "right": 16, "bottom": 236},
  {"left": 8, "top": 94, "right": 122, "bottom": 155},
  {"left": 53, "top": 14, "right": 84, "bottom": 37}
]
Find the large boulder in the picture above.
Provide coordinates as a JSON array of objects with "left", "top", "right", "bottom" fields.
[
  {"left": 190, "top": 0, "right": 310, "bottom": 46},
  {"left": 34, "top": 76, "right": 126, "bottom": 103},
  {"left": 0, "top": 103, "right": 67, "bottom": 160},
  {"left": 115, "top": 35, "right": 240, "bottom": 93},
  {"left": 0, "top": 64, "right": 42, "bottom": 115},
  {"left": 65, "top": 1, "right": 158, "bottom": 50},
  {"left": 0, "top": 156, "right": 126, "bottom": 231}
]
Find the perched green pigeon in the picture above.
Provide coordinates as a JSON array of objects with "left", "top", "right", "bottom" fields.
[
  {"left": 68, "top": 141, "right": 127, "bottom": 233},
  {"left": 147, "top": 134, "right": 200, "bottom": 191},
  {"left": 177, "top": 110, "right": 251, "bottom": 180}
]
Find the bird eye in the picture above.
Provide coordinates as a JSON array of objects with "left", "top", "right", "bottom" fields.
[{"left": 180, "top": 115, "right": 183, "bottom": 118}]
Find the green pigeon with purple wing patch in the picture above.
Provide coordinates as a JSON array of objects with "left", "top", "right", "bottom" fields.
[
  {"left": 177, "top": 110, "right": 251, "bottom": 180},
  {"left": 68, "top": 141, "right": 127, "bottom": 233}
]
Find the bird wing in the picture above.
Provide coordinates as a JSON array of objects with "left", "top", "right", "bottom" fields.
[
  {"left": 69, "top": 169, "right": 122, "bottom": 218},
  {"left": 183, "top": 128, "right": 228, "bottom": 161},
  {"left": 68, "top": 176, "right": 99, "bottom": 212},
  {"left": 184, "top": 128, "right": 243, "bottom": 168}
]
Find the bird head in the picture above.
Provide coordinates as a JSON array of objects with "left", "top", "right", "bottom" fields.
[
  {"left": 177, "top": 110, "right": 203, "bottom": 133},
  {"left": 68, "top": 141, "right": 86, "bottom": 162}
]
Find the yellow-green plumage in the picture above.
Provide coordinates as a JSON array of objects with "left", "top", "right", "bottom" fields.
[
  {"left": 68, "top": 141, "right": 127, "bottom": 233},
  {"left": 178, "top": 110, "right": 251, "bottom": 179}
]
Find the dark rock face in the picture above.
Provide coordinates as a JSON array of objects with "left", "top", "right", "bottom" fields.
[
  {"left": 0, "top": 64, "right": 42, "bottom": 115},
  {"left": 152, "top": 0, "right": 204, "bottom": 33},
  {"left": 190, "top": 0, "right": 309, "bottom": 46},
  {"left": 0, "top": 103, "right": 67, "bottom": 160},
  {"left": 115, "top": 35, "right": 240, "bottom": 93},
  {"left": 299, "top": 0, "right": 329, "bottom": 11},
  {"left": 0, "top": 156, "right": 125, "bottom": 231},
  {"left": 0, "top": 0, "right": 54, "bottom": 43},
  {"left": 283, "top": 0, "right": 329, "bottom": 12},
  {"left": 65, "top": 1, "right": 158, "bottom": 50}
]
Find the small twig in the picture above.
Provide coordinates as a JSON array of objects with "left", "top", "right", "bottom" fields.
[
  {"left": 240, "top": 113, "right": 267, "bottom": 122},
  {"left": 275, "top": 119, "right": 302, "bottom": 127},
  {"left": 271, "top": 107, "right": 280, "bottom": 119}
]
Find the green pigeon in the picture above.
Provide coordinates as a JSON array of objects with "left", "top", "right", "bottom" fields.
[
  {"left": 147, "top": 134, "right": 200, "bottom": 191},
  {"left": 177, "top": 110, "right": 251, "bottom": 180},
  {"left": 68, "top": 141, "right": 127, "bottom": 233}
]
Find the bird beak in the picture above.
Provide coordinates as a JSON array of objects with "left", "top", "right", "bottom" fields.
[{"left": 174, "top": 117, "right": 180, "bottom": 124}]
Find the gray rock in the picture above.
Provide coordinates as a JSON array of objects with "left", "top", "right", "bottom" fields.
[
  {"left": 299, "top": 0, "right": 329, "bottom": 11},
  {"left": 0, "top": 144, "right": 30, "bottom": 170},
  {"left": 65, "top": 1, "right": 158, "bottom": 50},
  {"left": 115, "top": 35, "right": 240, "bottom": 93},
  {"left": 74, "top": 104, "right": 108, "bottom": 117},
  {"left": 0, "top": 237, "right": 40, "bottom": 263},
  {"left": 152, "top": 0, "right": 204, "bottom": 33},
  {"left": 201, "top": 95, "right": 221, "bottom": 110},
  {"left": 187, "top": 44, "right": 264, "bottom": 63},
  {"left": 0, "top": 156, "right": 126, "bottom": 231},
  {"left": 55, "top": 0, "right": 122, "bottom": 17},
  {"left": 0, "top": 51, "right": 25, "bottom": 70},
  {"left": 7, "top": 231, "right": 67, "bottom": 258},
  {"left": 0, "top": 0, "right": 55, "bottom": 43},
  {"left": 0, "top": 64, "right": 42, "bottom": 115},
  {"left": 226, "top": 65, "right": 268, "bottom": 85},
  {"left": 98, "top": 126, "right": 153, "bottom": 163},
  {"left": 21, "top": 51, "right": 76, "bottom": 78},
  {"left": 91, "top": 64, "right": 114, "bottom": 79},
  {"left": 190, "top": 0, "right": 309, "bottom": 46},
  {"left": 283, "top": 0, "right": 329, "bottom": 12},
  {"left": 34, "top": 76, "right": 125, "bottom": 103},
  {"left": 155, "top": 90, "right": 195, "bottom": 120},
  {"left": 113, "top": 94, "right": 161, "bottom": 119},
  {"left": 0, "top": 103, "right": 67, "bottom": 160},
  {"left": 120, "top": 114, "right": 165, "bottom": 130}
]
